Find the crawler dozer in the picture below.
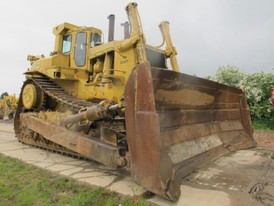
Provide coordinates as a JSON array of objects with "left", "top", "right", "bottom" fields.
[
  {"left": 15, "top": 2, "right": 256, "bottom": 201},
  {"left": 0, "top": 95, "right": 18, "bottom": 120}
]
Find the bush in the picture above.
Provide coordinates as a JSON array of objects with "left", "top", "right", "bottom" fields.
[
  {"left": 208, "top": 66, "right": 274, "bottom": 129},
  {"left": 239, "top": 72, "right": 274, "bottom": 121}
]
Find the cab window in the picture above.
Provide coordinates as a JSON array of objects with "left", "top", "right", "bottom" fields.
[
  {"left": 61, "top": 34, "right": 72, "bottom": 53},
  {"left": 75, "top": 32, "right": 87, "bottom": 67},
  {"left": 90, "top": 33, "right": 102, "bottom": 47}
]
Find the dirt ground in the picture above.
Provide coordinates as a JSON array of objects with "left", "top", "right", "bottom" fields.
[
  {"left": 254, "top": 130, "right": 274, "bottom": 149},
  {"left": 173, "top": 130, "right": 274, "bottom": 206}
]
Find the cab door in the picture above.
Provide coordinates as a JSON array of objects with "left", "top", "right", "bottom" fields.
[{"left": 73, "top": 32, "right": 87, "bottom": 68}]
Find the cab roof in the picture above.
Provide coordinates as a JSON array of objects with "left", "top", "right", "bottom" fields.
[{"left": 53, "top": 22, "right": 102, "bottom": 35}]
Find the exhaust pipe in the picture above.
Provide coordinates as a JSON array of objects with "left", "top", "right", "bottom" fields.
[
  {"left": 121, "top": 21, "right": 130, "bottom": 39},
  {"left": 108, "top": 14, "right": 115, "bottom": 42}
]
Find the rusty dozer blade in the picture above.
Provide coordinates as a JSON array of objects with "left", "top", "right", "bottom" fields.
[{"left": 124, "top": 62, "right": 256, "bottom": 201}]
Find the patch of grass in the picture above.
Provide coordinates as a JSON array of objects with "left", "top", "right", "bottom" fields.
[
  {"left": 253, "top": 119, "right": 274, "bottom": 130},
  {"left": 0, "top": 155, "right": 150, "bottom": 206}
]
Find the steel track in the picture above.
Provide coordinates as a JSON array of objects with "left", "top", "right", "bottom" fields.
[{"left": 14, "top": 75, "right": 97, "bottom": 159}]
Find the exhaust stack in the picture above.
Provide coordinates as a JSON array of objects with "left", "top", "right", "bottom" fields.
[
  {"left": 108, "top": 14, "right": 115, "bottom": 42},
  {"left": 121, "top": 21, "right": 130, "bottom": 39}
]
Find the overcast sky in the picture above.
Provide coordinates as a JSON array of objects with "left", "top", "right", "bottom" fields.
[{"left": 0, "top": 0, "right": 273, "bottom": 95}]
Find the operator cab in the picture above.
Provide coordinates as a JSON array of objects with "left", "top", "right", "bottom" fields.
[{"left": 53, "top": 22, "right": 102, "bottom": 69}]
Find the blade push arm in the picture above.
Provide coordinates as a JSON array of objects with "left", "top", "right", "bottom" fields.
[
  {"left": 118, "top": 3, "right": 147, "bottom": 64},
  {"left": 159, "top": 21, "right": 180, "bottom": 72}
]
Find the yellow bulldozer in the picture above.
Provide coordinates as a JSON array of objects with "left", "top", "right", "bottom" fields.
[
  {"left": 15, "top": 2, "right": 256, "bottom": 201},
  {"left": 0, "top": 95, "right": 18, "bottom": 120}
]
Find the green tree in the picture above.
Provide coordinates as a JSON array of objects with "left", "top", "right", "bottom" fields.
[
  {"left": 213, "top": 65, "right": 244, "bottom": 87},
  {"left": 208, "top": 66, "right": 274, "bottom": 129},
  {"left": 240, "top": 72, "right": 274, "bottom": 124}
]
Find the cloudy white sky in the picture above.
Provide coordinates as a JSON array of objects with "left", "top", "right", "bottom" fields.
[{"left": 0, "top": 0, "right": 273, "bottom": 95}]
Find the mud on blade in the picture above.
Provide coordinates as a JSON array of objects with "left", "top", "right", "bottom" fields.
[{"left": 125, "top": 62, "right": 256, "bottom": 201}]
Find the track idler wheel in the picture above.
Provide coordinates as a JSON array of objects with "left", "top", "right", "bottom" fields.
[{"left": 22, "top": 83, "right": 44, "bottom": 110}]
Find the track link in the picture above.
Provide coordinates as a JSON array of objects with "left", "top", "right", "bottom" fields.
[{"left": 31, "top": 76, "right": 95, "bottom": 111}]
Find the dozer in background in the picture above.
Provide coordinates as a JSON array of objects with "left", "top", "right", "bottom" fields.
[
  {"left": 0, "top": 95, "right": 18, "bottom": 120},
  {"left": 14, "top": 2, "right": 256, "bottom": 201}
]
